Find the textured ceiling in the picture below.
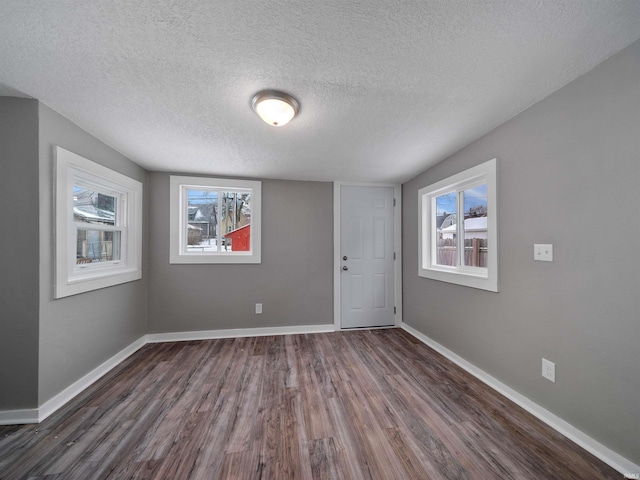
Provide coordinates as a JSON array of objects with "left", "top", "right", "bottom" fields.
[{"left": 1, "top": 1, "right": 639, "bottom": 183}]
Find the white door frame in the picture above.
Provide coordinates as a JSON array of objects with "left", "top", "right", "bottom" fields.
[{"left": 333, "top": 182, "right": 403, "bottom": 330}]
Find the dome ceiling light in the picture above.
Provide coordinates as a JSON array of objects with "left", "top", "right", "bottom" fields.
[{"left": 251, "top": 90, "right": 299, "bottom": 127}]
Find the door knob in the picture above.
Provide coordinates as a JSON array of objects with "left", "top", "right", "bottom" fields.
[
  {"left": 342, "top": 266, "right": 348, "bottom": 271},
  {"left": 342, "top": 256, "right": 348, "bottom": 261}
]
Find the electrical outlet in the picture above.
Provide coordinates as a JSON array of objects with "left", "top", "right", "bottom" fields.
[
  {"left": 255, "top": 303, "right": 262, "bottom": 314},
  {"left": 534, "top": 244, "right": 553, "bottom": 262},
  {"left": 542, "top": 358, "right": 555, "bottom": 383}
]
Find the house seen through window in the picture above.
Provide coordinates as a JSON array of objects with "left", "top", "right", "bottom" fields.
[
  {"left": 186, "top": 189, "right": 252, "bottom": 253},
  {"left": 170, "top": 176, "right": 261, "bottom": 264},
  {"left": 73, "top": 186, "right": 121, "bottom": 264},
  {"left": 434, "top": 184, "right": 488, "bottom": 268}
]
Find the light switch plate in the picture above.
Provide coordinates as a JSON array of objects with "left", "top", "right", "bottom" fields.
[{"left": 534, "top": 244, "right": 553, "bottom": 262}]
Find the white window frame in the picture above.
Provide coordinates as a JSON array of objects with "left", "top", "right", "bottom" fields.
[
  {"left": 418, "top": 158, "right": 498, "bottom": 292},
  {"left": 55, "top": 147, "right": 143, "bottom": 298},
  {"left": 169, "top": 175, "right": 261, "bottom": 264}
]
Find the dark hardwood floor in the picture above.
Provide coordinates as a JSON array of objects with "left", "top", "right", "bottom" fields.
[{"left": 0, "top": 329, "right": 619, "bottom": 479}]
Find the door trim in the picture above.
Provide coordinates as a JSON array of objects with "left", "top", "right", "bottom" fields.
[{"left": 333, "top": 182, "right": 402, "bottom": 330}]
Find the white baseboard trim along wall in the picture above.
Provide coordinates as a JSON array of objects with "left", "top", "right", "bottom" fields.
[
  {"left": 145, "top": 324, "right": 335, "bottom": 344},
  {"left": 0, "top": 324, "right": 334, "bottom": 426},
  {"left": 401, "top": 322, "right": 639, "bottom": 477},
  {"left": 0, "top": 408, "right": 40, "bottom": 425},
  {"left": 1, "top": 323, "right": 636, "bottom": 476},
  {"left": 0, "top": 336, "right": 148, "bottom": 426}
]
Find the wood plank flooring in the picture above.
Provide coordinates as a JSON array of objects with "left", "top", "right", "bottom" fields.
[{"left": 0, "top": 329, "right": 620, "bottom": 479}]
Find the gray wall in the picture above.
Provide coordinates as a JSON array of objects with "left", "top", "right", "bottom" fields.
[
  {"left": 402, "top": 41, "right": 640, "bottom": 463},
  {"left": 0, "top": 98, "right": 40, "bottom": 409},
  {"left": 148, "top": 173, "right": 333, "bottom": 332},
  {"left": 37, "top": 104, "right": 148, "bottom": 404}
]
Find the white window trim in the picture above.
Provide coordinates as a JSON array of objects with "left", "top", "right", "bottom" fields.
[
  {"left": 418, "top": 158, "right": 498, "bottom": 292},
  {"left": 169, "top": 175, "right": 261, "bottom": 264},
  {"left": 55, "top": 147, "right": 143, "bottom": 298}
]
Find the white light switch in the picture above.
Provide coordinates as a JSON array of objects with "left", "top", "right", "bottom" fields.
[
  {"left": 534, "top": 244, "right": 553, "bottom": 262},
  {"left": 255, "top": 303, "right": 263, "bottom": 314}
]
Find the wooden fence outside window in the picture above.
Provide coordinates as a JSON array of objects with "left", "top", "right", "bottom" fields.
[{"left": 436, "top": 238, "right": 488, "bottom": 267}]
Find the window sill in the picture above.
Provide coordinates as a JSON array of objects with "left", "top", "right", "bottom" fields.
[
  {"left": 56, "top": 270, "right": 142, "bottom": 298},
  {"left": 419, "top": 266, "right": 498, "bottom": 292},
  {"left": 169, "top": 252, "right": 261, "bottom": 264}
]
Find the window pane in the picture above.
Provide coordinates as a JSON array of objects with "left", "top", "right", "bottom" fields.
[
  {"left": 462, "top": 184, "right": 488, "bottom": 267},
  {"left": 221, "top": 191, "right": 251, "bottom": 252},
  {"left": 76, "top": 230, "right": 121, "bottom": 263},
  {"left": 435, "top": 192, "right": 456, "bottom": 266},
  {"left": 186, "top": 189, "right": 218, "bottom": 252},
  {"left": 73, "top": 186, "right": 116, "bottom": 225}
]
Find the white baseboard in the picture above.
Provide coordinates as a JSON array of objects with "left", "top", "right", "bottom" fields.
[
  {"left": 0, "top": 337, "right": 146, "bottom": 426},
  {"left": 0, "top": 408, "right": 40, "bottom": 425},
  {"left": 145, "top": 324, "right": 335, "bottom": 343},
  {"left": 5, "top": 322, "right": 635, "bottom": 476},
  {"left": 37, "top": 336, "right": 148, "bottom": 423},
  {"left": 401, "top": 322, "right": 640, "bottom": 476},
  {"left": 0, "top": 324, "right": 335, "bottom": 426}
]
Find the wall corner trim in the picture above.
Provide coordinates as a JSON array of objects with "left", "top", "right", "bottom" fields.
[
  {"left": 0, "top": 324, "right": 336, "bottom": 426},
  {"left": 401, "top": 322, "right": 639, "bottom": 476}
]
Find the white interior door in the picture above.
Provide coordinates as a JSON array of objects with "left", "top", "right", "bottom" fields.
[{"left": 340, "top": 185, "right": 395, "bottom": 328}]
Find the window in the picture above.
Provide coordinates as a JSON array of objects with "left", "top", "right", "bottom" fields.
[
  {"left": 55, "top": 147, "right": 143, "bottom": 298},
  {"left": 169, "top": 176, "right": 261, "bottom": 264},
  {"left": 418, "top": 158, "right": 498, "bottom": 292}
]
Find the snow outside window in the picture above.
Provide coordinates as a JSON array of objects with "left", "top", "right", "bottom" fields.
[
  {"left": 55, "top": 147, "right": 143, "bottom": 298},
  {"left": 418, "top": 159, "right": 498, "bottom": 292},
  {"left": 169, "top": 176, "right": 261, "bottom": 264}
]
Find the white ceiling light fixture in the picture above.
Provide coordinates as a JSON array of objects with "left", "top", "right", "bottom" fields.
[{"left": 251, "top": 90, "right": 299, "bottom": 127}]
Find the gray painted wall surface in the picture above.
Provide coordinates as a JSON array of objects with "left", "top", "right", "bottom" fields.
[
  {"left": 0, "top": 98, "right": 40, "bottom": 409},
  {"left": 148, "top": 173, "right": 333, "bottom": 332},
  {"left": 402, "top": 41, "right": 640, "bottom": 463},
  {"left": 37, "top": 104, "right": 148, "bottom": 404}
]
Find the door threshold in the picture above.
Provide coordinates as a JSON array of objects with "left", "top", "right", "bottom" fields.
[{"left": 339, "top": 325, "right": 396, "bottom": 331}]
